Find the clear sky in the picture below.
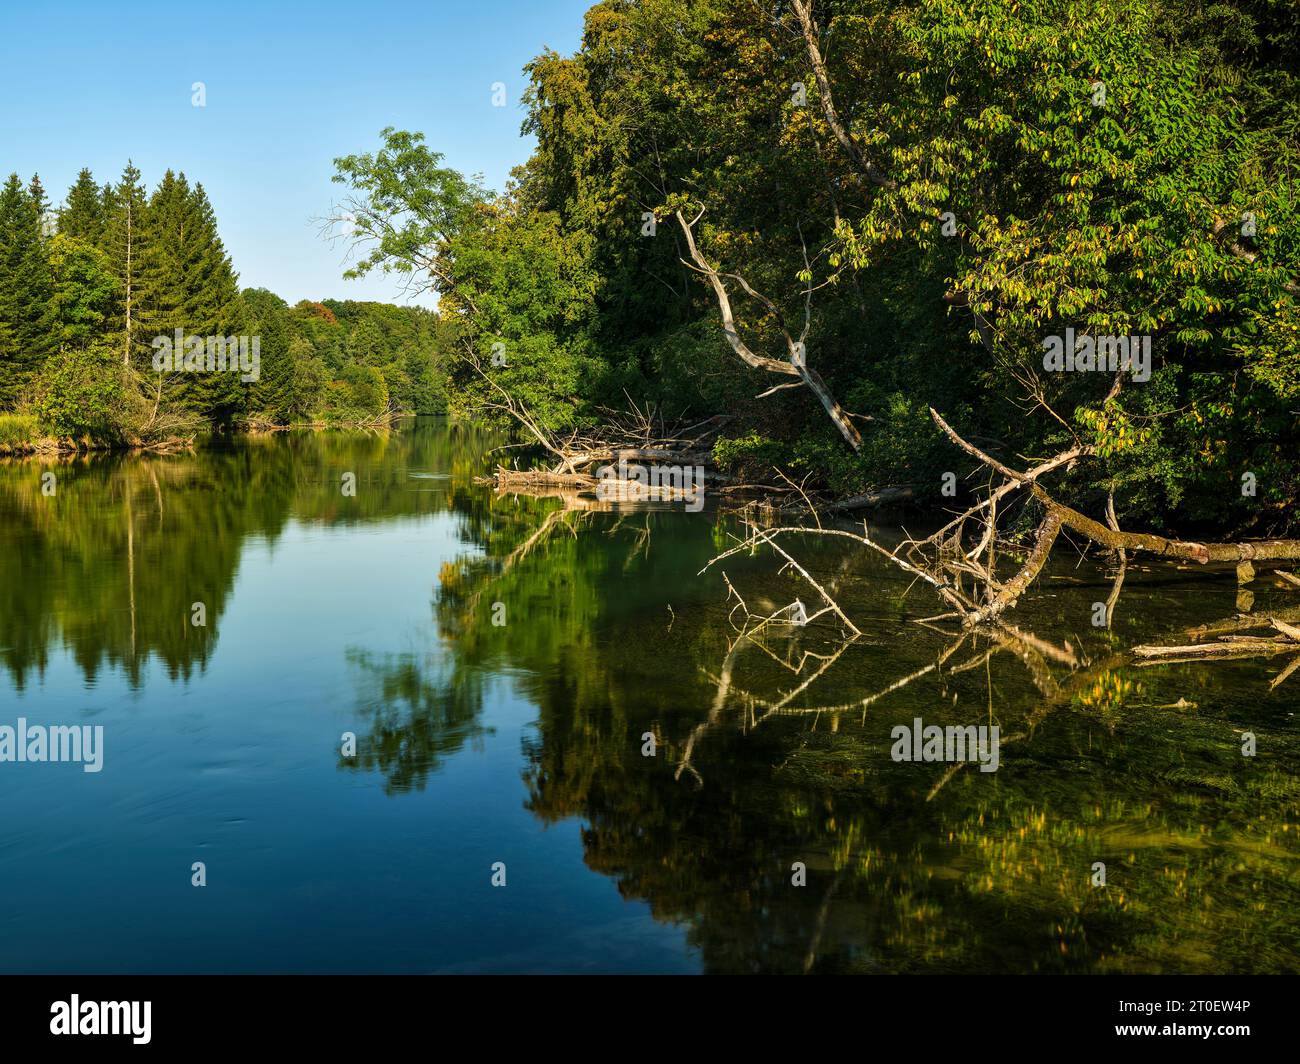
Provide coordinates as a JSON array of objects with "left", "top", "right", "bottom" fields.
[{"left": 0, "top": 0, "right": 592, "bottom": 306}]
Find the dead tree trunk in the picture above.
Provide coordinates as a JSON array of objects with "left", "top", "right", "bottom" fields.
[
  {"left": 1030, "top": 486, "right": 1300, "bottom": 564},
  {"left": 675, "top": 210, "right": 863, "bottom": 452},
  {"left": 911, "top": 407, "right": 1300, "bottom": 626},
  {"left": 790, "top": 0, "right": 894, "bottom": 190}
]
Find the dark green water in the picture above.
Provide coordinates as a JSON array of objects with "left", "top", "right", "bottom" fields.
[{"left": 1, "top": 416, "right": 1297, "bottom": 973}]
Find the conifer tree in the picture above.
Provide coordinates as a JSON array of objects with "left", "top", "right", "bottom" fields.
[
  {"left": 140, "top": 171, "right": 195, "bottom": 412},
  {"left": 183, "top": 181, "right": 247, "bottom": 420},
  {"left": 136, "top": 169, "right": 189, "bottom": 339},
  {"left": 0, "top": 174, "right": 57, "bottom": 407},
  {"left": 59, "top": 168, "right": 106, "bottom": 245},
  {"left": 27, "top": 174, "right": 50, "bottom": 230},
  {"left": 100, "top": 162, "right": 148, "bottom": 367},
  {"left": 138, "top": 175, "right": 246, "bottom": 419}
]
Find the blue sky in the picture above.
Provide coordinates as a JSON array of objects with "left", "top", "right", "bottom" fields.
[{"left": 0, "top": 0, "right": 591, "bottom": 306}]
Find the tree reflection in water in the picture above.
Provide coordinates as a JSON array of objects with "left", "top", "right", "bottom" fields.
[{"left": 4, "top": 420, "right": 1295, "bottom": 972}]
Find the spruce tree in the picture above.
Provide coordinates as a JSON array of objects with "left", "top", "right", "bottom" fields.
[
  {"left": 136, "top": 170, "right": 188, "bottom": 338},
  {"left": 100, "top": 162, "right": 148, "bottom": 367},
  {"left": 138, "top": 175, "right": 246, "bottom": 420},
  {"left": 27, "top": 174, "right": 50, "bottom": 232},
  {"left": 182, "top": 181, "right": 246, "bottom": 421},
  {"left": 0, "top": 174, "right": 57, "bottom": 408},
  {"left": 136, "top": 170, "right": 193, "bottom": 414},
  {"left": 59, "top": 168, "right": 106, "bottom": 245}
]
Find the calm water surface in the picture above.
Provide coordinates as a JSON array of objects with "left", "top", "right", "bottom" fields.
[{"left": 1, "top": 417, "right": 1297, "bottom": 973}]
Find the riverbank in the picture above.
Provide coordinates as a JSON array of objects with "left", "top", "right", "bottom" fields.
[
  {"left": 0, "top": 410, "right": 428, "bottom": 457},
  {"left": 0, "top": 426, "right": 193, "bottom": 458},
  {"left": 0, "top": 418, "right": 197, "bottom": 456},
  {"left": 244, "top": 410, "right": 412, "bottom": 434}
]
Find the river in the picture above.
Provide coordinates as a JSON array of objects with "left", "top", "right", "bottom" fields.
[{"left": 1, "top": 416, "right": 1296, "bottom": 973}]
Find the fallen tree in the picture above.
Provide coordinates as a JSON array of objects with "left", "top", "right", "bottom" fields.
[
  {"left": 898, "top": 408, "right": 1300, "bottom": 627},
  {"left": 700, "top": 405, "right": 1300, "bottom": 639}
]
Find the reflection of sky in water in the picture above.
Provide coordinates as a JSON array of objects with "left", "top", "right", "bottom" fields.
[
  {"left": 0, "top": 420, "right": 1297, "bottom": 974},
  {"left": 0, "top": 493, "right": 698, "bottom": 973}
]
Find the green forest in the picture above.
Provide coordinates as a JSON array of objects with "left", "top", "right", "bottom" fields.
[
  {"left": 3, "top": 0, "right": 1299, "bottom": 540},
  {"left": 2, "top": 0, "right": 1299, "bottom": 985},
  {"left": 0, "top": 164, "right": 445, "bottom": 453},
  {"left": 326, "top": 0, "right": 1299, "bottom": 539}
]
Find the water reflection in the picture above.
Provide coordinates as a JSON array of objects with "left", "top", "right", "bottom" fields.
[
  {"left": 429, "top": 453, "right": 1300, "bottom": 973},
  {"left": 341, "top": 649, "right": 493, "bottom": 795},
  {"left": 0, "top": 422, "right": 501, "bottom": 689},
  {"left": 1, "top": 417, "right": 1297, "bottom": 973}
]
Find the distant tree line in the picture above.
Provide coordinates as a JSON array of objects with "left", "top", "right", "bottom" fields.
[{"left": 0, "top": 164, "right": 446, "bottom": 450}]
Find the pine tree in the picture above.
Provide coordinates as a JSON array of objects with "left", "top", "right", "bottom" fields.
[
  {"left": 138, "top": 175, "right": 246, "bottom": 420},
  {"left": 27, "top": 174, "right": 50, "bottom": 232},
  {"left": 182, "top": 181, "right": 247, "bottom": 421},
  {"left": 100, "top": 162, "right": 148, "bottom": 366},
  {"left": 58, "top": 168, "right": 106, "bottom": 245},
  {"left": 0, "top": 174, "right": 57, "bottom": 408}
]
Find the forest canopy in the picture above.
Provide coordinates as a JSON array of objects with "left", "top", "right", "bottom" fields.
[{"left": 328, "top": 0, "right": 1299, "bottom": 537}]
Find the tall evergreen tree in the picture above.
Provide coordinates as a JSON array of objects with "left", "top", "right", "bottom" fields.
[
  {"left": 100, "top": 162, "right": 148, "bottom": 366},
  {"left": 58, "top": 168, "right": 106, "bottom": 245},
  {"left": 0, "top": 174, "right": 57, "bottom": 408},
  {"left": 183, "top": 181, "right": 247, "bottom": 420},
  {"left": 136, "top": 169, "right": 190, "bottom": 338},
  {"left": 137, "top": 170, "right": 195, "bottom": 414},
  {"left": 138, "top": 174, "right": 246, "bottom": 419},
  {"left": 27, "top": 174, "right": 50, "bottom": 232}
]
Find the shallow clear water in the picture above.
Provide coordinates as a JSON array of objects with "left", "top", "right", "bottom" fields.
[{"left": 1, "top": 417, "right": 1297, "bottom": 973}]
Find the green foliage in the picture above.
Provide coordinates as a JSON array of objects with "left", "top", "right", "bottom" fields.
[
  {"left": 47, "top": 233, "right": 118, "bottom": 347},
  {"left": 57, "top": 168, "right": 106, "bottom": 245},
  {"left": 0, "top": 158, "right": 449, "bottom": 442},
  {"left": 136, "top": 172, "right": 249, "bottom": 422},
  {"left": 340, "top": 362, "right": 388, "bottom": 412},
  {"left": 328, "top": 133, "right": 602, "bottom": 434},
  {"left": 98, "top": 162, "right": 148, "bottom": 367},
  {"left": 0, "top": 173, "right": 57, "bottom": 406},
  {"left": 0, "top": 412, "right": 39, "bottom": 449},
  {"left": 6, "top": 0, "right": 1300, "bottom": 527},
  {"left": 1240, "top": 299, "right": 1300, "bottom": 400},
  {"left": 30, "top": 344, "right": 125, "bottom": 438},
  {"left": 244, "top": 288, "right": 294, "bottom": 420},
  {"left": 330, "top": 127, "right": 486, "bottom": 294},
  {"left": 280, "top": 297, "right": 444, "bottom": 421},
  {"left": 446, "top": 204, "right": 602, "bottom": 432},
  {"left": 712, "top": 432, "right": 788, "bottom": 474},
  {"left": 326, "top": 0, "right": 1299, "bottom": 534}
]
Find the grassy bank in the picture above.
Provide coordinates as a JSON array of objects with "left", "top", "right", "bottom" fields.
[
  {"left": 0, "top": 409, "right": 427, "bottom": 457},
  {"left": 0, "top": 412, "right": 194, "bottom": 456}
]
